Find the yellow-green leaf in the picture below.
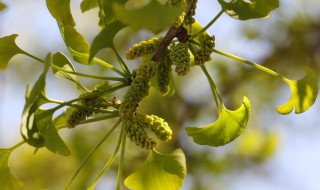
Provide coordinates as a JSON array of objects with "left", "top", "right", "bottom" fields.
[
  {"left": 46, "top": 0, "right": 75, "bottom": 26},
  {"left": 0, "top": 2, "right": 7, "bottom": 11},
  {"left": 218, "top": 0, "right": 279, "bottom": 20},
  {"left": 124, "top": 149, "right": 186, "bottom": 190},
  {"left": 0, "top": 149, "right": 23, "bottom": 190},
  {"left": 80, "top": 0, "right": 98, "bottom": 12},
  {"left": 0, "top": 34, "right": 26, "bottom": 70},
  {"left": 113, "top": 0, "right": 185, "bottom": 33},
  {"left": 276, "top": 68, "right": 318, "bottom": 114},
  {"left": 185, "top": 97, "right": 251, "bottom": 147}
]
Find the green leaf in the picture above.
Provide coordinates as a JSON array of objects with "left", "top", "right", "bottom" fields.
[
  {"left": 0, "top": 2, "right": 7, "bottom": 11},
  {"left": 0, "top": 149, "right": 23, "bottom": 190},
  {"left": 276, "top": 68, "right": 318, "bottom": 114},
  {"left": 20, "top": 54, "right": 52, "bottom": 148},
  {"left": 59, "top": 25, "right": 91, "bottom": 64},
  {"left": 0, "top": 34, "right": 26, "bottom": 70},
  {"left": 80, "top": 0, "right": 98, "bottom": 12},
  {"left": 89, "top": 21, "right": 126, "bottom": 62},
  {"left": 217, "top": 0, "right": 279, "bottom": 20},
  {"left": 34, "top": 109, "right": 71, "bottom": 156},
  {"left": 124, "top": 149, "right": 186, "bottom": 190},
  {"left": 52, "top": 52, "right": 80, "bottom": 86},
  {"left": 46, "top": 0, "right": 75, "bottom": 26},
  {"left": 185, "top": 97, "right": 251, "bottom": 147},
  {"left": 113, "top": 0, "right": 185, "bottom": 33},
  {"left": 101, "top": 0, "right": 128, "bottom": 25}
]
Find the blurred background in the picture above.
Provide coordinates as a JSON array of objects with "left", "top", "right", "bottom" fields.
[{"left": 0, "top": 0, "right": 319, "bottom": 189}]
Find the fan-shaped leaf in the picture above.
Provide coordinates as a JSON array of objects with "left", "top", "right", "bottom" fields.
[
  {"left": 218, "top": 0, "right": 279, "bottom": 20},
  {"left": 46, "top": 0, "right": 75, "bottom": 26},
  {"left": 113, "top": 0, "right": 185, "bottom": 33},
  {"left": 185, "top": 97, "right": 251, "bottom": 147},
  {"left": 0, "top": 149, "right": 23, "bottom": 190},
  {"left": 276, "top": 68, "right": 318, "bottom": 114},
  {"left": 52, "top": 52, "right": 80, "bottom": 86},
  {"left": 80, "top": 0, "right": 98, "bottom": 12},
  {"left": 124, "top": 149, "right": 186, "bottom": 190},
  {"left": 0, "top": 34, "right": 26, "bottom": 70},
  {"left": 89, "top": 21, "right": 126, "bottom": 62}
]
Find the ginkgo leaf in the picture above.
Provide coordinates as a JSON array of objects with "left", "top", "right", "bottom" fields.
[
  {"left": 21, "top": 54, "right": 52, "bottom": 148},
  {"left": 34, "top": 109, "right": 71, "bottom": 156},
  {"left": 59, "top": 25, "right": 92, "bottom": 64},
  {"left": 113, "top": 0, "right": 185, "bottom": 33},
  {"left": 276, "top": 68, "right": 318, "bottom": 114},
  {"left": 0, "top": 2, "right": 7, "bottom": 11},
  {"left": 101, "top": 0, "right": 128, "bottom": 25},
  {"left": 0, "top": 149, "right": 23, "bottom": 190},
  {"left": 0, "top": 34, "right": 26, "bottom": 70},
  {"left": 52, "top": 52, "right": 80, "bottom": 86},
  {"left": 46, "top": 0, "right": 75, "bottom": 26},
  {"left": 89, "top": 21, "right": 126, "bottom": 62},
  {"left": 185, "top": 97, "right": 251, "bottom": 147},
  {"left": 217, "top": 0, "right": 279, "bottom": 20},
  {"left": 80, "top": 0, "right": 98, "bottom": 12},
  {"left": 124, "top": 149, "right": 186, "bottom": 190}
]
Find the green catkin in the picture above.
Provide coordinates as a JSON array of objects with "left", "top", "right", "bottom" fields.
[
  {"left": 170, "top": 42, "right": 191, "bottom": 76},
  {"left": 119, "top": 59, "right": 157, "bottom": 118},
  {"left": 167, "top": 0, "right": 185, "bottom": 7},
  {"left": 157, "top": 54, "right": 173, "bottom": 95},
  {"left": 137, "top": 114, "right": 172, "bottom": 142},
  {"left": 123, "top": 116, "right": 157, "bottom": 150},
  {"left": 65, "top": 108, "right": 93, "bottom": 128},
  {"left": 125, "top": 37, "right": 163, "bottom": 60},
  {"left": 184, "top": 0, "right": 197, "bottom": 25},
  {"left": 194, "top": 33, "right": 215, "bottom": 65}
]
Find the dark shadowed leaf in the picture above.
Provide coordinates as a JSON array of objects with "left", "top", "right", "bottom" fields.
[
  {"left": 218, "top": 0, "right": 279, "bottom": 20},
  {"left": 186, "top": 97, "right": 251, "bottom": 146},
  {"left": 34, "top": 109, "right": 71, "bottom": 156},
  {"left": 113, "top": 0, "right": 185, "bottom": 33},
  {"left": 124, "top": 149, "right": 186, "bottom": 190},
  {"left": 89, "top": 21, "right": 126, "bottom": 62},
  {"left": 277, "top": 68, "right": 318, "bottom": 114},
  {"left": 0, "top": 149, "right": 23, "bottom": 190},
  {"left": 0, "top": 34, "right": 26, "bottom": 70},
  {"left": 0, "top": 2, "right": 7, "bottom": 11},
  {"left": 46, "top": 0, "right": 75, "bottom": 26}
]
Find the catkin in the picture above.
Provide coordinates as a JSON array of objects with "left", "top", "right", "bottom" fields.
[{"left": 125, "top": 37, "right": 163, "bottom": 60}]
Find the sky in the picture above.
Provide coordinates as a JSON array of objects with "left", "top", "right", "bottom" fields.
[{"left": 0, "top": 0, "right": 320, "bottom": 190}]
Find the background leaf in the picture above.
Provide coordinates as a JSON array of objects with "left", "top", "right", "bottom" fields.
[
  {"left": 0, "top": 34, "right": 26, "bottom": 70},
  {"left": 217, "top": 0, "right": 279, "bottom": 20},
  {"left": 89, "top": 21, "right": 126, "bottom": 62},
  {"left": 185, "top": 97, "right": 251, "bottom": 147},
  {"left": 0, "top": 149, "right": 23, "bottom": 190},
  {"left": 276, "top": 68, "right": 318, "bottom": 114},
  {"left": 46, "top": 0, "right": 75, "bottom": 26},
  {"left": 124, "top": 149, "right": 186, "bottom": 190},
  {"left": 113, "top": 0, "right": 185, "bottom": 33},
  {"left": 80, "top": 0, "right": 98, "bottom": 12},
  {"left": 0, "top": 1, "right": 7, "bottom": 11}
]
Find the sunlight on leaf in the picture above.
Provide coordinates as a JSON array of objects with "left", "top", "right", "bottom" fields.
[
  {"left": 0, "top": 149, "right": 23, "bottom": 190},
  {"left": 124, "top": 149, "right": 186, "bottom": 190},
  {"left": 60, "top": 25, "right": 91, "bottom": 64},
  {"left": 89, "top": 21, "right": 126, "bottom": 62},
  {"left": 0, "top": 34, "right": 26, "bottom": 70},
  {"left": 35, "top": 109, "right": 71, "bottom": 156},
  {"left": 0, "top": 2, "right": 7, "bottom": 11},
  {"left": 113, "top": 0, "right": 185, "bottom": 33},
  {"left": 52, "top": 52, "right": 80, "bottom": 86},
  {"left": 80, "top": 0, "right": 98, "bottom": 12},
  {"left": 185, "top": 97, "right": 251, "bottom": 147},
  {"left": 276, "top": 68, "right": 318, "bottom": 114},
  {"left": 46, "top": 0, "right": 75, "bottom": 26},
  {"left": 217, "top": 0, "right": 279, "bottom": 20}
]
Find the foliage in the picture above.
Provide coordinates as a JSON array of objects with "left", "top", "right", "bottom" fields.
[{"left": 0, "top": 0, "right": 318, "bottom": 189}]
